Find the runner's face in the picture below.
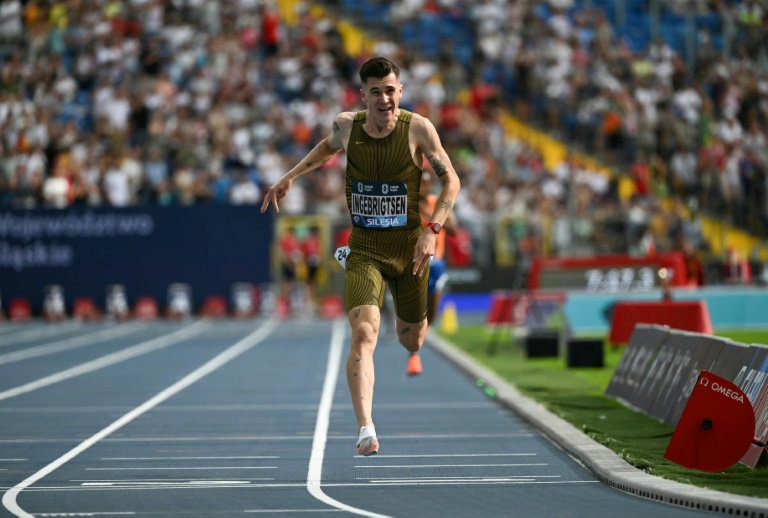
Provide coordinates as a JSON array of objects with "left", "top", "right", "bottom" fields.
[{"left": 361, "top": 73, "right": 402, "bottom": 125}]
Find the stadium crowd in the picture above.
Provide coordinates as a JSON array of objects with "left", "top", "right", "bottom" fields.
[{"left": 0, "top": 0, "right": 765, "bottom": 282}]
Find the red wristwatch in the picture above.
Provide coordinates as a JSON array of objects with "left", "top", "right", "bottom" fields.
[{"left": 427, "top": 222, "right": 442, "bottom": 234}]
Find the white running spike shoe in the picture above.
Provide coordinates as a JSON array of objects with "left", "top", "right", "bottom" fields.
[{"left": 356, "top": 425, "right": 379, "bottom": 456}]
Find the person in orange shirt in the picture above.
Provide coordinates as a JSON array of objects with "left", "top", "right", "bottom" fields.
[
  {"left": 278, "top": 227, "right": 304, "bottom": 309},
  {"left": 409, "top": 170, "right": 459, "bottom": 375}
]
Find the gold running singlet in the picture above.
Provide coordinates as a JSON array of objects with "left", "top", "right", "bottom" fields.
[{"left": 344, "top": 109, "right": 427, "bottom": 323}]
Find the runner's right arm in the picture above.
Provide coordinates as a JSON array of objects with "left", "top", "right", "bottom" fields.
[{"left": 260, "top": 112, "right": 352, "bottom": 213}]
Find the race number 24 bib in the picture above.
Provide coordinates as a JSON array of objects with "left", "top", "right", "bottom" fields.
[{"left": 351, "top": 180, "right": 408, "bottom": 229}]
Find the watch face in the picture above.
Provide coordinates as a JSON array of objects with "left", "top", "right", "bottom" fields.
[{"left": 431, "top": 223, "right": 441, "bottom": 234}]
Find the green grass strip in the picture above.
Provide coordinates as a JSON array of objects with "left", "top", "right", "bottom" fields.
[{"left": 439, "top": 326, "right": 768, "bottom": 499}]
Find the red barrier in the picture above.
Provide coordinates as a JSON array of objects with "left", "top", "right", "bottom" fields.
[
  {"left": 487, "top": 291, "right": 517, "bottom": 326},
  {"left": 609, "top": 300, "right": 713, "bottom": 344},
  {"left": 134, "top": 297, "right": 159, "bottom": 320},
  {"left": 487, "top": 291, "right": 566, "bottom": 327},
  {"left": 320, "top": 294, "right": 345, "bottom": 319},
  {"left": 201, "top": 295, "right": 228, "bottom": 318},
  {"left": 73, "top": 297, "right": 101, "bottom": 321},
  {"left": 665, "top": 371, "right": 755, "bottom": 472},
  {"left": 9, "top": 299, "right": 31, "bottom": 321}
]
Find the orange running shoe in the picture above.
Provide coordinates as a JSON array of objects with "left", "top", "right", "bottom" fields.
[{"left": 407, "top": 354, "right": 423, "bottom": 376}]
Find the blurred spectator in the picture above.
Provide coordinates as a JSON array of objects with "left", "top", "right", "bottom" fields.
[
  {"left": 102, "top": 154, "right": 131, "bottom": 207},
  {"left": 683, "top": 239, "right": 706, "bottom": 287},
  {"left": 0, "top": 1, "right": 23, "bottom": 44},
  {"left": 278, "top": 225, "right": 305, "bottom": 309},
  {"left": 41, "top": 157, "right": 70, "bottom": 208},
  {"left": 0, "top": 0, "right": 765, "bottom": 288},
  {"left": 228, "top": 169, "right": 261, "bottom": 205},
  {"left": 142, "top": 145, "right": 171, "bottom": 204},
  {"left": 723, "top": 246, "right": 752, "bottom": 284},
  {"left": 302, "top": 226, "right": 322, "bottom": 310}
]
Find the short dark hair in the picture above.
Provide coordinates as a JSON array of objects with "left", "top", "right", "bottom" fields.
[{"left": 359, "top": 57, "right": 400, "bottom": 84}]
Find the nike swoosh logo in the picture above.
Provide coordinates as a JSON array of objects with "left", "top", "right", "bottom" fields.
[{"left": 355, "top": 140, "right": 366, "bottom": 144}]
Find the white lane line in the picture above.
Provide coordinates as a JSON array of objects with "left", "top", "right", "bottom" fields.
[
  {"left": 0, "top": 404, "right": 319, "bottom": 413},
  {"left": 0, "top": 436, "right": 314, "bottom": 444},
  {"left": 306, "top": 319, "right": 390, "bottom": 518},
  {"left": 0, "top": 432, "right": 533, "bottom": 444},
  {"left": 355, "top": 475, "right": 562, "bottom": 482},
  {"left": 0, "top": 402, "right": 497, "bottom": 412},
  {"left": 100, "top": 455, "right": 280, "bottom": 461},
  {"left": 0, "top": 322, "right": 82, "bottom": 347},
  {"left": 354, "top": 468, "right": 549, "bottom": 469},
  {"left": 73, "top": 478, "right": 275, "bottom": 483},
  {"left": 69, "top": 477, "right": 275, "bottom": 484},
  {"left": 0, "top": 322, "right": 207, "bottom": 402},
  {"left": 368, "top": 433, "right": 535, "bottom": 439},
  {"left": 83, "top": 481, "right": 252, "bottom": 486},
  {"left": 361, "top": 453, "right": 536, "bottom": 458},
  {"left": 37, "top": 513, "right": 135, "bottom": 516},
  {"left": 0, "top": 323, "right": 146, "bottom": 365},
  {"left": 85, "top": 466, "right": 277, "bottom": 471},
  {"left": 37, "top": 513, "right": 135, "bottom": 517},
  {"left": 10, "top": 485, "right": 272, "bottom": 492},
  {"left": 369, "top": 478, "right": 547, "bottom": 483},
  {"left": 6, "top": 480, "right": 600, "bottom": 493},
  {"left": 0, "top": 459, "right": 26, "bottom": 462},
  {"left": 368, "top": 402, "right": 498, "bottom": 409},
  {"left": 245, "top": 511, "right": 342, "bottom": 514},
  {"left": 1, "top": 319, "right": 277, "bottom": 518},
  {"left": 0, "top": 407, "right": 138, "bottom": 413},
  {"left": 365, "top": 480, "right": 598, "bottom": 486}
]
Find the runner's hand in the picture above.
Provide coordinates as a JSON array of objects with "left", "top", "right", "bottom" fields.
[
  {"left": 412, "top": 233, "right": 436, "bottom": 277},
  {"left": 261, "top": 177, "right": 293, "bottom": 213}
]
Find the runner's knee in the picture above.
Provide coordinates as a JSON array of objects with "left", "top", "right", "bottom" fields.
[
  {"left": 350, "top": 319, "right": 379, "bottom": 354},
  {"left": 397, "top": 320, "right": 426, "bottom": 353}
]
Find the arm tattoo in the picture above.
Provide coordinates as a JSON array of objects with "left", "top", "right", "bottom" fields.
[
  {"left": 427, "top": 154, "right": 448, "bottom": 177},
  {"left": 438, "top": 199, "right": 454, "bottom": 213},
  {"left": 353, "top": 308, "right": 361, "bottom": 317},
  {"left": 333, "top": 121, "right": 340, "bottom": 133},
  {"left": 305, "top": 142, "right": 334, "bottom": 169}
]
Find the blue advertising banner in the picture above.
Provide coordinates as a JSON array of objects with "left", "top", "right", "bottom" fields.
[{"left": 0, "top": 205, "right": 274, "bottom": 313}]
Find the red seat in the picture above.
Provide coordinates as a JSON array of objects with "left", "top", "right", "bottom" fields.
[
  {"left": 9, "top": 299, "right": 32, "bottom": 321},
  {"left": 134, "top": 297, "right": 159, "bottom": 320},
  {"left": 320, "top": 294, "right": 344, "bottom": 319},
  {"left": 201, "top": 295, "right": 228, "bottom": 318},
  {"left": 73, "top": 297, "right": 101, "bottom": 320}
]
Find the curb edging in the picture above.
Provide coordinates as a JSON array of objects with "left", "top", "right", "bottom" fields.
[{"left": 427, "top": 332, "right": 768, "bottom": 516}]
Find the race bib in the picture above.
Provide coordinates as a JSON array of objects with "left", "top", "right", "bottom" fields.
[
  {"left": 334, "top": 246, "right": 351, "bottom": 270},
  {"left": 351, "top": 180, "right": 407, "bottom": 229}
]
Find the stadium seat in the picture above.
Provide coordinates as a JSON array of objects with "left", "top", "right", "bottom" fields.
[
  {"left": 134, "top": 297, "right": 159, "bottom": 320},
  {"left": 9, "top": 299, "right": 31, "bottom": 322},
  {"left": 74, "top": 297, "right": 101, "bottom": 321},
  {"left": 201, "top": 295, "right": 228, "bottom": 318}
]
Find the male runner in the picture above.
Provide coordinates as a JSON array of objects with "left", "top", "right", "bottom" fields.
[{"left": 261, "top": 57, "right": 461, "bottom": 456}]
